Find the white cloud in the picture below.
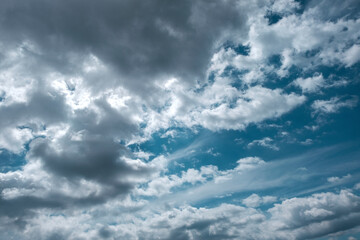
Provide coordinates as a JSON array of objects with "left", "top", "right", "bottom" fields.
[
  {"left": 193, "top": 86, "right": 305, "bottom": 131},
  {"left": 248, "top": 137, "right": 280, "bottom": 151},
  {"left": 327, "top": 174, "right": 352, "bottom": 183},
  {"left": 209, "top": 2, "right": 360, "bottom": 80},
  {"left": 293, "top": 73, "right": 325, "bottom": 93},
  {"left": 160, "top": 129, "right": 177, "bottom": 139},
  {"left": 343, "top": 44, "right": 360, "bottom": 67},
  {"left": 136, "top": 165, "right": 219, "bottom": 197},
  {"left": 270, "top": 0, "right": 300, "bottom": 15},
  {"left": 133, "top": 150, "right": 154, "bottom": 161},
  {"left": 242, "top": 193, "right": 277, "bottom": 208},
  {"left": 235, "top": 157, "right": 266, "bottom": 171},
  {"left": 0, "top": 127, "right": 33, "bottom": 153},
  {"left": 206, "top": 148, "right": 221, "bottom": 157},
  {"left": 268, "top": 190, "right": 360, "bottom": 239},
  {"left": 135, "top": 156, "right": 267, "bottom": 198},
  {"left": 300, "top": 138, "right": 313, "bottom": 145},
  {"left": 312, "top": 96, "right": 358, "bottom": 114}
]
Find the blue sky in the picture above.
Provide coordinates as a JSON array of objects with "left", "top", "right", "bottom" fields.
[{"left": 0, "top": 0, "right": 360, "bottom": 239}]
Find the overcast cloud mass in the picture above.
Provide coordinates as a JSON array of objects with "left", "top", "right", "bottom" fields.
[{"left": 1, "top": 0, "right": 360, "bottom": 239}]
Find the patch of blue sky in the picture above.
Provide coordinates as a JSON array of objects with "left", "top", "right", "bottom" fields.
[
  {"left": 267, "top": 54, "right": 283, "bottom": 69},
  {"left": 0, "top": 135, "right": 45, "bottom": 173},
  {"left": 0, "top": 149, "right": 27, "bottom": 173},
  {"left": 265, "top": 11, "right": 283, "bottom": 25}
]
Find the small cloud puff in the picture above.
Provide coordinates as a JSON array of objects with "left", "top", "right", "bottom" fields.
[
  {"left": 248, "top": 137, "right": 280, "bottom": 151},
  {"left": 242, "top": 193, "right": 277, "bottom": 208}
]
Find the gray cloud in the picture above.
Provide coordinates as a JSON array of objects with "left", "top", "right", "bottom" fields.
[
  {"left": 71, "top": 97, "right": 139, "bottom": 139},
  {"left": 0, "top": 0, "right": 251, "bottom": 94},
  {"left": 29, "top": 137, "right": 151, "bottom": 185},
  {"left": 0, "top": 196, "right": 63, "bottom": 219},
  {"left": 0, "top": 90, "right": 68, "bottom": 128}
]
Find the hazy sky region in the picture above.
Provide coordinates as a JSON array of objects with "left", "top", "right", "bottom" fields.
[{"left": 1, "top": 0, "right": 360, "bottom": 239}]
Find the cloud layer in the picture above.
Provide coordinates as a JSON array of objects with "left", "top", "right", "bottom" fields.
[{"left": 0, "top": 0, "right": 360, "bottom": 239}]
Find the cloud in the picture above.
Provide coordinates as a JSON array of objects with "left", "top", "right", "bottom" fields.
[
  {"left": 293, "top": 73, "right": 325, "bottom": 93},
  {"left": 344, "top": 44, "right": 360, "bottom": 67},
  {"left": 248, "top": 137, "right": 280, "bottom": 151},
  {"left": 312, "top": 96, "right": 358, "bottom": 114},
  {"left": 300, "top": 138, "right": 313, "bottom": 145},
  {"left": 270, "top": 0, "right": 300, "bottom": 15},
  {"left": 194, "top": 86, "right": 305, "bottom": 131},
  {"left": 5, "top": 189, "right": 356, "bottom": 240},
  {"left": 1, "top": 142, "right": 360, "bottom": 239},
  {"left": 135, "top": 166, "right": 217, "bottom": 197},
  {"left": 0, "top": 0, "right": 252, "bottom": 93},
  {"left": 209, "top": 0, "right": 360, "bottom": 80},
  {"left": 327, "top": 174, "right": 352, "bottom": 183},
  {"left": 29, "top": 137, "right": 148, "bottom": 185},
  {"left": 0, "top": 127, "right": 33, "bottom": 154},
  {"left": 235, "top": 157, "right": 266, "bottom": 171},
  {"left": 306, "top": 0, "right": 360, "bottom": 21},
  {"left": 242, "top": 193, "right": 277, "bottom": 208},
  {"left": 268, "top": 190, "right": 360, "bottom": 239},
  {"left": 0, "top": 133, "right": 166, "bottom": 222},
  {"left": 136, "top": 156, "right": 266, "bottom": 198},
  {"left": 206, "top": 148, "right": 221, "bottom": 157}
]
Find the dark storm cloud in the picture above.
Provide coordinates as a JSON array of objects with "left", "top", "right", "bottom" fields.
[
  {"left": 0, "top": 90, "right": 68, "bottom": 128},
  {"left": 0, "top": 195, "right": 64, "bottom": 232},
  {"left": 29, "top": 137, "right": 151, "bottom": 184},
  {"left": 9, "top": 104, "right": 157, "bottom": 216},
  {"left": 0, "top": 182, "right": 131, "bottom": 220},
  {"left": 0, "top": 93, "right": 154, "bottom": 222},
  {"left": 0, "top": 83, "right": 152, "bottom": 222},
  {"left": 0, "top": 141, "right": 150, "bottom": 223},
  {"left": 0, "top": 185, "right": 134, "bottom": 235},
  {"left": 0, "top": 0, "right": 249, "bottom": 91},
  {"left": 0, "top": 196, "right": 63, "bottom": 218}
]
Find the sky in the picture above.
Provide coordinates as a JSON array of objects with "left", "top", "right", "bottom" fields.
[{"left": 0, "top": 0, "right": 360, "bottom": 239}]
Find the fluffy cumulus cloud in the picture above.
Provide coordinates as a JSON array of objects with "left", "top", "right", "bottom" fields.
[
  {"left": 293, "top": 74, "right": 325, "bottom": 93},
  {"left": 268, "top": 190, "right": 360, "bottom": 240},
  {"left": 1, "top": 0, "right": 360, "bottom": 239}
]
